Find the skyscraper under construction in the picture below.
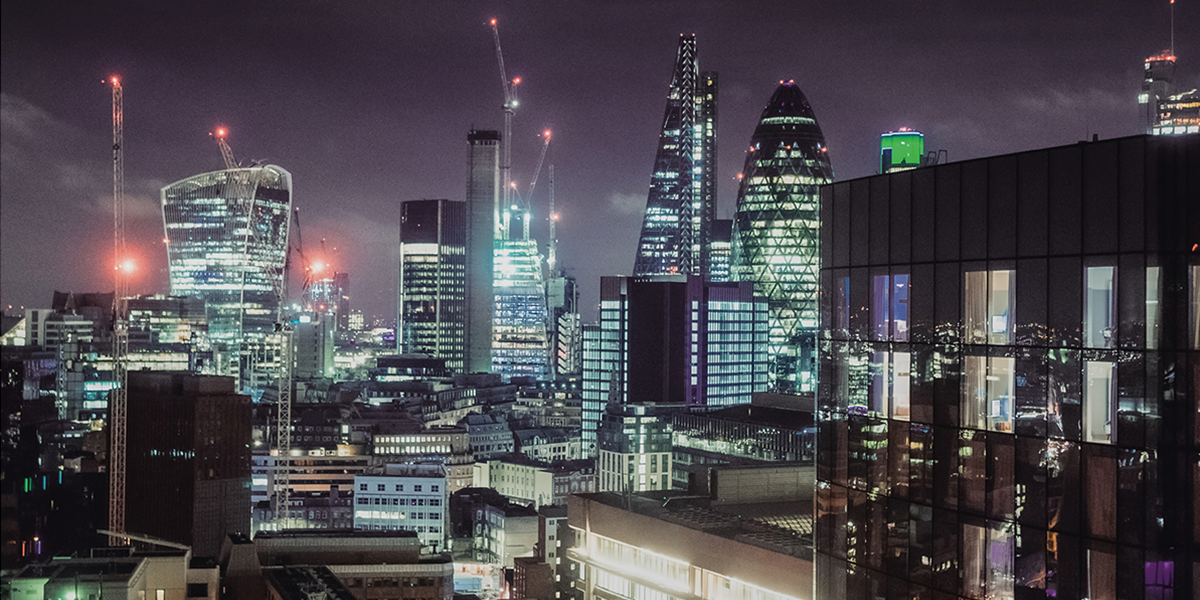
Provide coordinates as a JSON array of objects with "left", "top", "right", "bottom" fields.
[{"left": 632, "top": 35, "right": 718, "bottom": 278}]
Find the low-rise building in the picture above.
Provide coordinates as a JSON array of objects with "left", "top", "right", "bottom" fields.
[{"left": 353, "top": 463, "right": 449, "bottom": 552}]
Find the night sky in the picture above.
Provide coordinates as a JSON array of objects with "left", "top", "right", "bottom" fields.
[{"left": 2, "top": 1, "right": 1194, "bottom": 323}]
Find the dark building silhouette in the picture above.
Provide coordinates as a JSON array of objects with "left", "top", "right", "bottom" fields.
[
  {"left": 124, "top": 371, "right": 251, "bottom": 557},
  {"left": 816, "top": 134, "right": 1198, "bottom": 599},
  {"left": 466, "top": 130, "right": 500, "bottom": 374}
]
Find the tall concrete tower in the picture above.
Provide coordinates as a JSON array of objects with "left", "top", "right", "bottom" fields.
[{"left": 465, "top": 130, "right": 500, "bottom": 374}]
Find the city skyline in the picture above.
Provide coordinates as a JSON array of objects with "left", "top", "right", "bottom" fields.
[{"left": 2, "top": 1, "right": 1195, "bottom": 322}]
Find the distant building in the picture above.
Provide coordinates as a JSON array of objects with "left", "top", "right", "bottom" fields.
[
  {"left": 1140, "top": 51, "right": 1177, "bottom": 132},
  {"left": 398, "top": 199, "right": 467, "bottom": 372},
  {"left": 633, "top": 34, "right": 718, "bottom": 279},
  {"left": 546, "top": 275, "right": 581, "bottom": 379},
  {"left": 161, "top": 165, "right": 292, "bottom": 385},
  {"left": 466, "top": 130, "right": 499, "bottom": 375},
  {"left": 124, "top": 371, "right": 251, "bottom": 557},
  {"left": 10, "top": 551, "right": 219, "bottom": 600},
  {"left": 462, "top": 413, "right": 514, "bottom": 459},
  {"left": 294, "top": 312, "right": 334, "bottom": 379},
  {"left": 707, "top": 219, "right": 732, "bottom": 283},
  {"left": 817, "top": 134, "right": 1198, "bottom": 599},
  {"left": 492, "top": 236, "right": 550, "bottom": 381},
  {"left": 731, "top": 81, "right": 834, "bottom": 393},
  {"left": 880, "top": 128, "right": 924, "bottom": 173},
  {"left": 596, "top": 404, "right": 674, "bottom": 493},
  {"left": 353, "top": 463, "right": 449, "bottom": 552},
  {"left": 514, "top": 427, "right": 580, "bottom": 463},
  {"left": 1153, "top": 88, "right": 1200, "bottom": 135},
  {"left": 450, "top": 487, "right": 540, "bottom": 568},
  {"left": 581, "top": 275, "right": 769, "bottom": 458}
]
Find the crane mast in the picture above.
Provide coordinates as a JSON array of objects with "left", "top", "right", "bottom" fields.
[
  {"left": 490, "top": 18, "right": 519, "bottom": 240},
  {"left": 518, "top": 130, "right": 551, "bottom": 240},
  {"left": 547, "top": 164, "right": 557, "bottom": 275},
  {"left": 107, "top": 76, "right": 128, "bottom": 547}
]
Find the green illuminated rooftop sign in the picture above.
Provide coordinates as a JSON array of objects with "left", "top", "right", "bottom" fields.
[{"left": 881, "top": 130, "right": 925, "bottom": 173}]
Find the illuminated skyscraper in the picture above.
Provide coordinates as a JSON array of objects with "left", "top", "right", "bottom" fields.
[
  {"left": 161, "top": 165, "right": 292, "bottom": 382},
  {"left": 880, "top": 129, "right": 924, "bottom": 173},
  {"left": 492, "top": 231, "right": 549, "bottom": 381},
  {"left": 398, "top": 199, "right": 467, "bottom": 371},
  {"left": 731, "top": 81, "right": 833, "bottom": 393},
  {"left": 632, "top": 35, "right": 718, "bottom": 278},
  {"left": 466, "top": 130, "right": 500, "bottom": 374}
]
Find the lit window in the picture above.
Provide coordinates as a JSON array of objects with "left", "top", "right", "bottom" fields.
[
  {"left": 965, "top": 270, "right": 1014, "bottom": 345},
  {"left": 963, "top": 355, "right": 1015, "bottom": 432},
  {"left": 1084, "top": 266, "right": 1116, "bottom": 348},
  {"left": 1084, "top": 361, "right": 1116, "bottom": 444}
]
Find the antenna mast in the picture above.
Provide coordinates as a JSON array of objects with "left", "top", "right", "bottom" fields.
[{"left": 107, "top": 75, "right": 129, "bottom": 547}]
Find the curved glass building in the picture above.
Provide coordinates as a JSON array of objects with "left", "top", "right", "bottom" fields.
[
  {"left": 731, "top": 81, "right": 833, "bottom": 392},
  {"left": 161, "top": 166, "right": 292, "bottom": 380}
]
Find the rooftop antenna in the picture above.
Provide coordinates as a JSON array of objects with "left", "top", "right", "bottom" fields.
[{"left": 1171, "top": 0, "right": 1175, "bottom": 57}]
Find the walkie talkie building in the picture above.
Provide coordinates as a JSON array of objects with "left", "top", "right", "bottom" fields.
[{"left": 161, "top": 165, "right": 292, "bottom": 380}]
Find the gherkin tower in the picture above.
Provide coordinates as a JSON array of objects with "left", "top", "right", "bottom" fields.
[{"left": 731, "top": 81, "right": 833, "bottom": 392}]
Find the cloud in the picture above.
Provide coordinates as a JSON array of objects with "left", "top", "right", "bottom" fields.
[{"left": 606, "top": 190, "right": 646, "bottom": 216}]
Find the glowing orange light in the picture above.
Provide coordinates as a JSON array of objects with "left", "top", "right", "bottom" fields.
[
  {"left": 543, "top": 129, "right": 552, "bottom": 138},
  {"left": 513, "top": 77, "right": 521, "bottom": 85},
  {"left": 110, "top": 76, "right": 119, "bottom": 85},
  {"left": 311, "top": 261, "right": 326, "bottom": 274},
  {"left": 737, "top": 173, "right": 744, "bottom": 180},
  {"left": 162, "top": 238, "right": 169, "bottom": 244},
  {"left": 216, "top": 128, "right": 227, "bottom": 137},
  {"left": 490, "top": 18, "right": 497, "bottom": 25},
  {"left": 116, "top": 258, "right": 136, "bottom": 273}
]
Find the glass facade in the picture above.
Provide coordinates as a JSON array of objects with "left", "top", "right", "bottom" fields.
[
  {"left": 161, "top": 165, "right": 291, "bottom": 383},
  {"left": 398, "top": 199, "right": 466, "bottom": 372},
  {"left": 632, "top": 35, "right": 717, "bottom": 278},
  {"left": 492, "top": 238, "right": 549, "bottom": 381},
  {"left": 816, "top": 135, "right": 1198, "bottom": 600},
  {"left": 880, "top": 129, "right": 924, "bottom": 174},
  {"left": 582, "top": 276, "right": 769, "bottom": 462},
  {"left": 731, "top": 81, "right": 834, "bottom": 393}
]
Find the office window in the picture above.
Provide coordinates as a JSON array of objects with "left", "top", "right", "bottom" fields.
[
  {"left": 377, "top": 484, "right": 385, "bottom": 491},
  {"left": 1084, "top": 266, "right": 1116, "bottom": 348},
  {"left": 961, "top": 522, "right": 1014, "bottom": 599},
  {"left": 963, "top": 355, "right": 1015, "bottom": 432},
  {"left": 872, "top": 274, "right": 910, "bottom": 341},
  {"left": 965, "top": 270, "right": 1014, "bottom": 345},
  {"left": 414, "top": 484, "right": 423, "bottom": 492},
  {"left": 359, "top": 483, "right": 367, "bottom": 491},
  {"left": 1084, "top": 361, "right": 1116, "bottom": 444}
]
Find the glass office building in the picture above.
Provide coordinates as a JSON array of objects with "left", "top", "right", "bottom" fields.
[
  {"left": 815, "top": 134, "right": 1198, "bottom": 600},
  {"left": 632, "top": 34, "right": 718, "bottom": 278},
  {"left": 731, "top": 81, "right": 834, "bottom": 393},
  {"left": 161, "top": 165, "right": 291, "bottom": 381},
  {"left": 398, "top": 199, "right": 467, "bottom": 372}
]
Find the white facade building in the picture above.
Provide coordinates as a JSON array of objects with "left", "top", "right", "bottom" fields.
[{"left": 353, "top": 463, "right": 449, "bottom": 552}]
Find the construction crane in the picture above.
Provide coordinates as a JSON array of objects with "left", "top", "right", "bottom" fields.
[
  {"left": 98, "top": 530, "right": 190, "bottom": 551},
  {"left": 489, "top": 17, "right": 521, "bottom": 240},
  {"left": 106, "top": 76, "right": 129, "bottom": 548},
  {"left": 211, "top": 128, "right": 293, "bottom": 528},
  {"left": 516, "top": 129, "right": 551, "bottom": 241},
  {"left": 547, "top": 164, "right": 558, "bottom": 276}
]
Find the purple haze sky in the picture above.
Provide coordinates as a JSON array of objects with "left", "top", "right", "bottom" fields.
[{"left": 2, "top": 1, "right": 1194, "bottom": 323}]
